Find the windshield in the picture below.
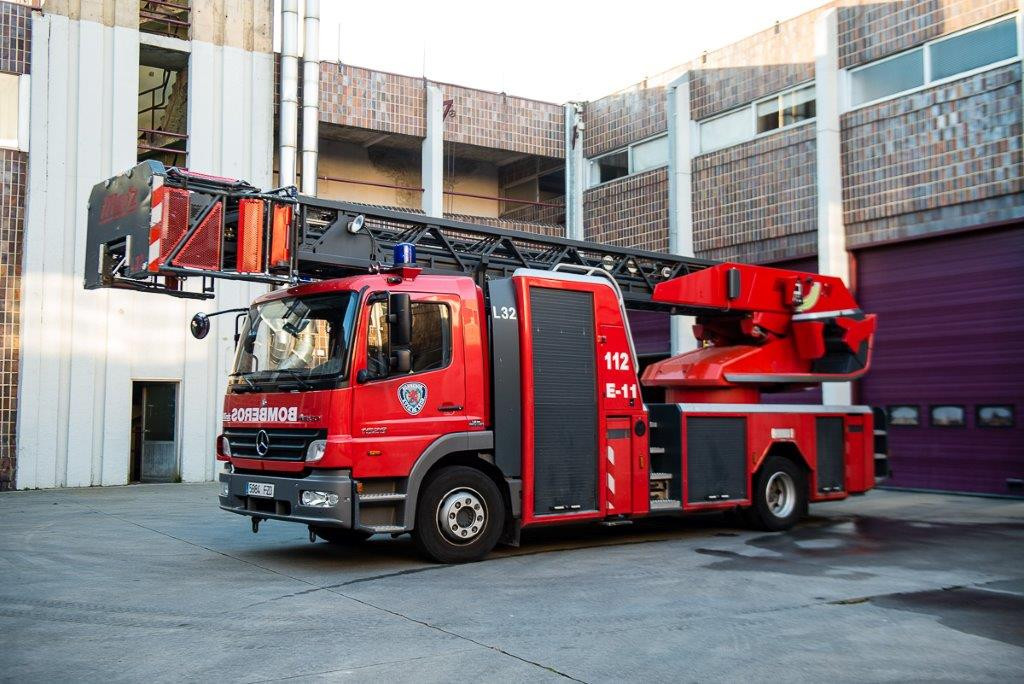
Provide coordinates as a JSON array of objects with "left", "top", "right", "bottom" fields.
[{"left": 230, "top": 291, "right": 358, "bottom": 390}]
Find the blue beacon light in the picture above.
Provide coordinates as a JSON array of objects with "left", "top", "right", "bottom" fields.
[{"left": 394, "top": 242, "right": 416, "bottom": 265}]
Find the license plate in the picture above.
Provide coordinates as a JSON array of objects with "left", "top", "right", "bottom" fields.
[{"left": 246, "top": 482, "right": 275, "bottom": 498}]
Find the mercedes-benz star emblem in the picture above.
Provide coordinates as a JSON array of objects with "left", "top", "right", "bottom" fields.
[{"left": 255, "top": 429, "right": 270, "bottom": 457}]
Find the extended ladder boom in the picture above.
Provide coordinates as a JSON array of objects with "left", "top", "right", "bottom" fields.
[{"left": 85, "top": 161, "right": 713, "bottom": 307}]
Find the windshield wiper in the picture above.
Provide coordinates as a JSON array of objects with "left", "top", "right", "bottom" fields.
[
  {"left": 230, "top": 373, "right": 262, "bottom": 392},
  {"left": 274, "top": 368, "right": 313, "bottom": 390}
]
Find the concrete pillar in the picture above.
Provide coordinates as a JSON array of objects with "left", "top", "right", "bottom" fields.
[
  {"left": 422, "top": 84, "right": 444, "bottom": 217},
  {"left": 564, "top": 102, "right": 585, "bottom": 241},
  {"left": 666, "top": 72, "right": 698, "bottom": 355},
  {"left": 815, "top": 8, "right": 851, "bottom": 405}
]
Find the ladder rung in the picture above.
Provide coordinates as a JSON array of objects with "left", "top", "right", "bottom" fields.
[{"left": 649, "top": 446, "right": 666, "bottom": 454}]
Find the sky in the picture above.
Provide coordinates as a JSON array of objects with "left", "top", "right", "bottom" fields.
[{"left": 309, "top": 0, "right": 825, "bottom": 103}]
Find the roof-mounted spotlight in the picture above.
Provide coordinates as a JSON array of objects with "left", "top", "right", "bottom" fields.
[{"left": 347, "top": 214, "right": 365, "bottom": 234}]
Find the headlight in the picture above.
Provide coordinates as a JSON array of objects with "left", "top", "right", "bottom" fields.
[
  {"left": 300, "top": 490, "right": 339, "bottom": 508},
  {"left": 306, "top": 439, "right": 327, "bottom": 462},
  {"left": 220, "top": 482, "right": 230, "bottom": 497}
]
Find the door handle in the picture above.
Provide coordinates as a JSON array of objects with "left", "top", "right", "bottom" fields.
[{"left": 438, "top": 404, "right": 464, "bottom": 412}]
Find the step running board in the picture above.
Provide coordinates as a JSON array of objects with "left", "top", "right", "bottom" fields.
[
  {"left": 648, "top": 446, "right": 666, "bottom": 455},
  {"left": 649, "top": 471, "right": 673, "bottom": 481},
  {"left": 649, "top": 499, "right": 682, "bottom": 511}
]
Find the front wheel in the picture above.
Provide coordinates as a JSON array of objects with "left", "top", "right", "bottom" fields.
[
  {"left": 412, "top": 466, "right": 505, "bottom": 563},
  {"left": 746, "top": 456, "right": 807, "bottom": 531}
]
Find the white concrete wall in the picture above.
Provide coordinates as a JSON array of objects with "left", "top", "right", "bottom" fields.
[{"left": 17, "top": 13, "right": 273, "bottom": 489}]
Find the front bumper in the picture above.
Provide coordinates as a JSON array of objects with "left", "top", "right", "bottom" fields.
[{"left": 219, "top": 469, "right": 354, "bottom": 529}]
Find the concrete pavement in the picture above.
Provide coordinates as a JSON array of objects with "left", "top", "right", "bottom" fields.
[{"left": 1, "top": 484, "right": 1022, "bottom": 682}]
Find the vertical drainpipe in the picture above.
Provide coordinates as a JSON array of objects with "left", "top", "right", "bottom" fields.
[
  {"left": 279, "top": 0, "right": 300, "bottom": 187},
  {"left": 564, "top": 102, "right": 585, "bottom": 241},
  {"left": 300, "top": 0, "right": 320, "bottom": 196}
]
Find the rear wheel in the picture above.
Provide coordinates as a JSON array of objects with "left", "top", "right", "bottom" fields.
[
  {"left": 747, "top": 456, "right": 806, "bottom": 531},
  {"left": 412, "top": 466, "right": 505, "bottom": 564},
  {"left": 313, "top": 527, "right": 372, "bottom": 545}
]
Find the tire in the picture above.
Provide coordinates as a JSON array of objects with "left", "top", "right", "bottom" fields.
[
  {"left": 313, "top": 527, "right": 372, "bottom": 545},
  {"left": 746, "top": 456, "right": 807, "bottom": 531},
  {"left": 412, "top": 466, "right": 505, "bottom": 564}
]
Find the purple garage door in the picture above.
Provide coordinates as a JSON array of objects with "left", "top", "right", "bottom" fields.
[
  {"left": 628, "top": 310, "right": 670, "bottom": 356},
  {"left": 856, "top": 226, "right": 1024, "bottom": 496},
  {"left": 762, "top": 257, "right": 824, "bottom": 405}
]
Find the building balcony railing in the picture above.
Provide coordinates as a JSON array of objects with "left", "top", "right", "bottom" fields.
[
  {"left": 140, "top": 0, "right": 191, "bottom": 40},
  {"left": 138, "top": 128, "right": 188, "bottom": 166}
]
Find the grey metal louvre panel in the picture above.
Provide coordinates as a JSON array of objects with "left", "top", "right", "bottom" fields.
[
  {"left": 816, "top": 417, "right": 845, "bottom": 492},
  {"left": 685, "top": 417, "right": 747, "bottom": 503},
  {"left": 530, "top": 287, "right": 597, "bottom": 515}
]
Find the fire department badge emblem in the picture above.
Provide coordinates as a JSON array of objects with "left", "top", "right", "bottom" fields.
[{"left": 398, "top": 382, "right": 428, "bottom": 415}]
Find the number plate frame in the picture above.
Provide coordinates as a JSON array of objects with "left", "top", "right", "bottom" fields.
[{"left": 246, "top": 482, "right": 275, "bottom": 498}]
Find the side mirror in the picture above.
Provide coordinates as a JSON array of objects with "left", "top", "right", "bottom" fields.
[
  {"left": 389, "top": 293, "right": 411, "bottom": 347},
  {"left": 190, "top": 313, "right": 210, "bottom": 340},
  {"left": 391, "top": 348, "right": 412, "bottom": 374},
  {"left": 356, "top": 369, "right": 370, "bottom": 384}
]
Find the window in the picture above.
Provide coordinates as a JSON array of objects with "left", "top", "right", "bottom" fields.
[
  {"left": 850, "top": 50, "right": 925, "bottom": 106},
  {"left": 590, "top": 150, "right": 629, "bottom": 185},
  {"left": 887, "top": 405, "right": 920, "bottom": 427},
  {"left": 365, "top": 299, "right": 452, "bottom": 379},
  {"left": 930, "top": 18, "right": 1018, "bottom": 81},
  {"left": 930, "top": 405, "right": 966, "bottom": 427},
  {"left": 631, "top": 135, "right": 669, "bottom": 173},
  {"left": 0, "top": 73, "right": 19, "bottom": 149},
  {"left": 756, "top": 85, "right": 815, "bottom": 134},
  {"left": 700, "top": 108, "right": 749, "bottom": 153},
  {"left": 699, "top": 83, "right": 816, "bottom": 153},
  {"left": 849, "top": 16, "right": 1019, "bottom": 107},
  {"left": 977, "top": 405, "right": 1015, "bottom": 428},
  {"left": 587, "top": 135, "right": 668, "bottom": 187}
]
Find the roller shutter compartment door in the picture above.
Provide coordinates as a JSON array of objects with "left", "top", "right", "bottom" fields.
[{"left": 856, "top": 226, "right": 1024, "bottom": 495}]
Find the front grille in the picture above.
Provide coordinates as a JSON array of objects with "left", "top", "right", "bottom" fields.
[{"left": 225, "top": 428, "right": 325, "bottom": 461}]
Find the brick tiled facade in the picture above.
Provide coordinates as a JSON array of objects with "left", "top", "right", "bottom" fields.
[
  {"left": 0, "top": 150, "right": 25, "bottom": 491},
  {"left": 319, "top": 63, "right": 565, "bottom": 159},
  {"left": 0, "top": 0, "right": 29, "bottom": 490},
  {"left": 694, "top": 123, "right": 818, "bottom": 262},
  {"left": 842, "top": 63, "right": 1023, "bottom": 247},
  {"left": 584, "top": 168, "right": 669, "bottom": 252},
  {"left": 837, "top": 0, "right": 1017, "bottom": 69},
  {"left": 583, "top": 79, "right": 670, "bottom": 159},
  {"left": 0, "top": 0, "right": 30, "bottom": 75},
  {"left": 690, "top": 8, "right": 823, "bottom": 121},
  {"left": 320, "top": 64, "right": 427, "bottom": 137},
  {"left": 440, "top": 83, "right": 563, "bottom": 158}
]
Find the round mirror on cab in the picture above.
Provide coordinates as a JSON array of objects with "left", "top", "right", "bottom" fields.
[{"left": 190, "top": 312, "right": 210, "bottom": 340}]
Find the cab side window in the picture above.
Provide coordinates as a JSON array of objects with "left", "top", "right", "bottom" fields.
[
  {"left": 410, "top": 303, "right": 451, "bottom": 372},
  {"left": 365, "top": 299, "right": 451, "bottom": 378}
]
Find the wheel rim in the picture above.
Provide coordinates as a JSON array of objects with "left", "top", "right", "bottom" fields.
[
  {"left": 436, "top": 487, "right": 487, "bottom": 545},
  {"left": 765, "top": 471, "right": 796, "bottom": 518}
]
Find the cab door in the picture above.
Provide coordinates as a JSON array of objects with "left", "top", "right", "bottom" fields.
[{"left": 350, "top": 291, "right": 467, "bottom": 478}]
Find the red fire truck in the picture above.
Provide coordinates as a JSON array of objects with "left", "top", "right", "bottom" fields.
[{"left": 85, "top": 162, "right": 881, "bottom": 563}]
